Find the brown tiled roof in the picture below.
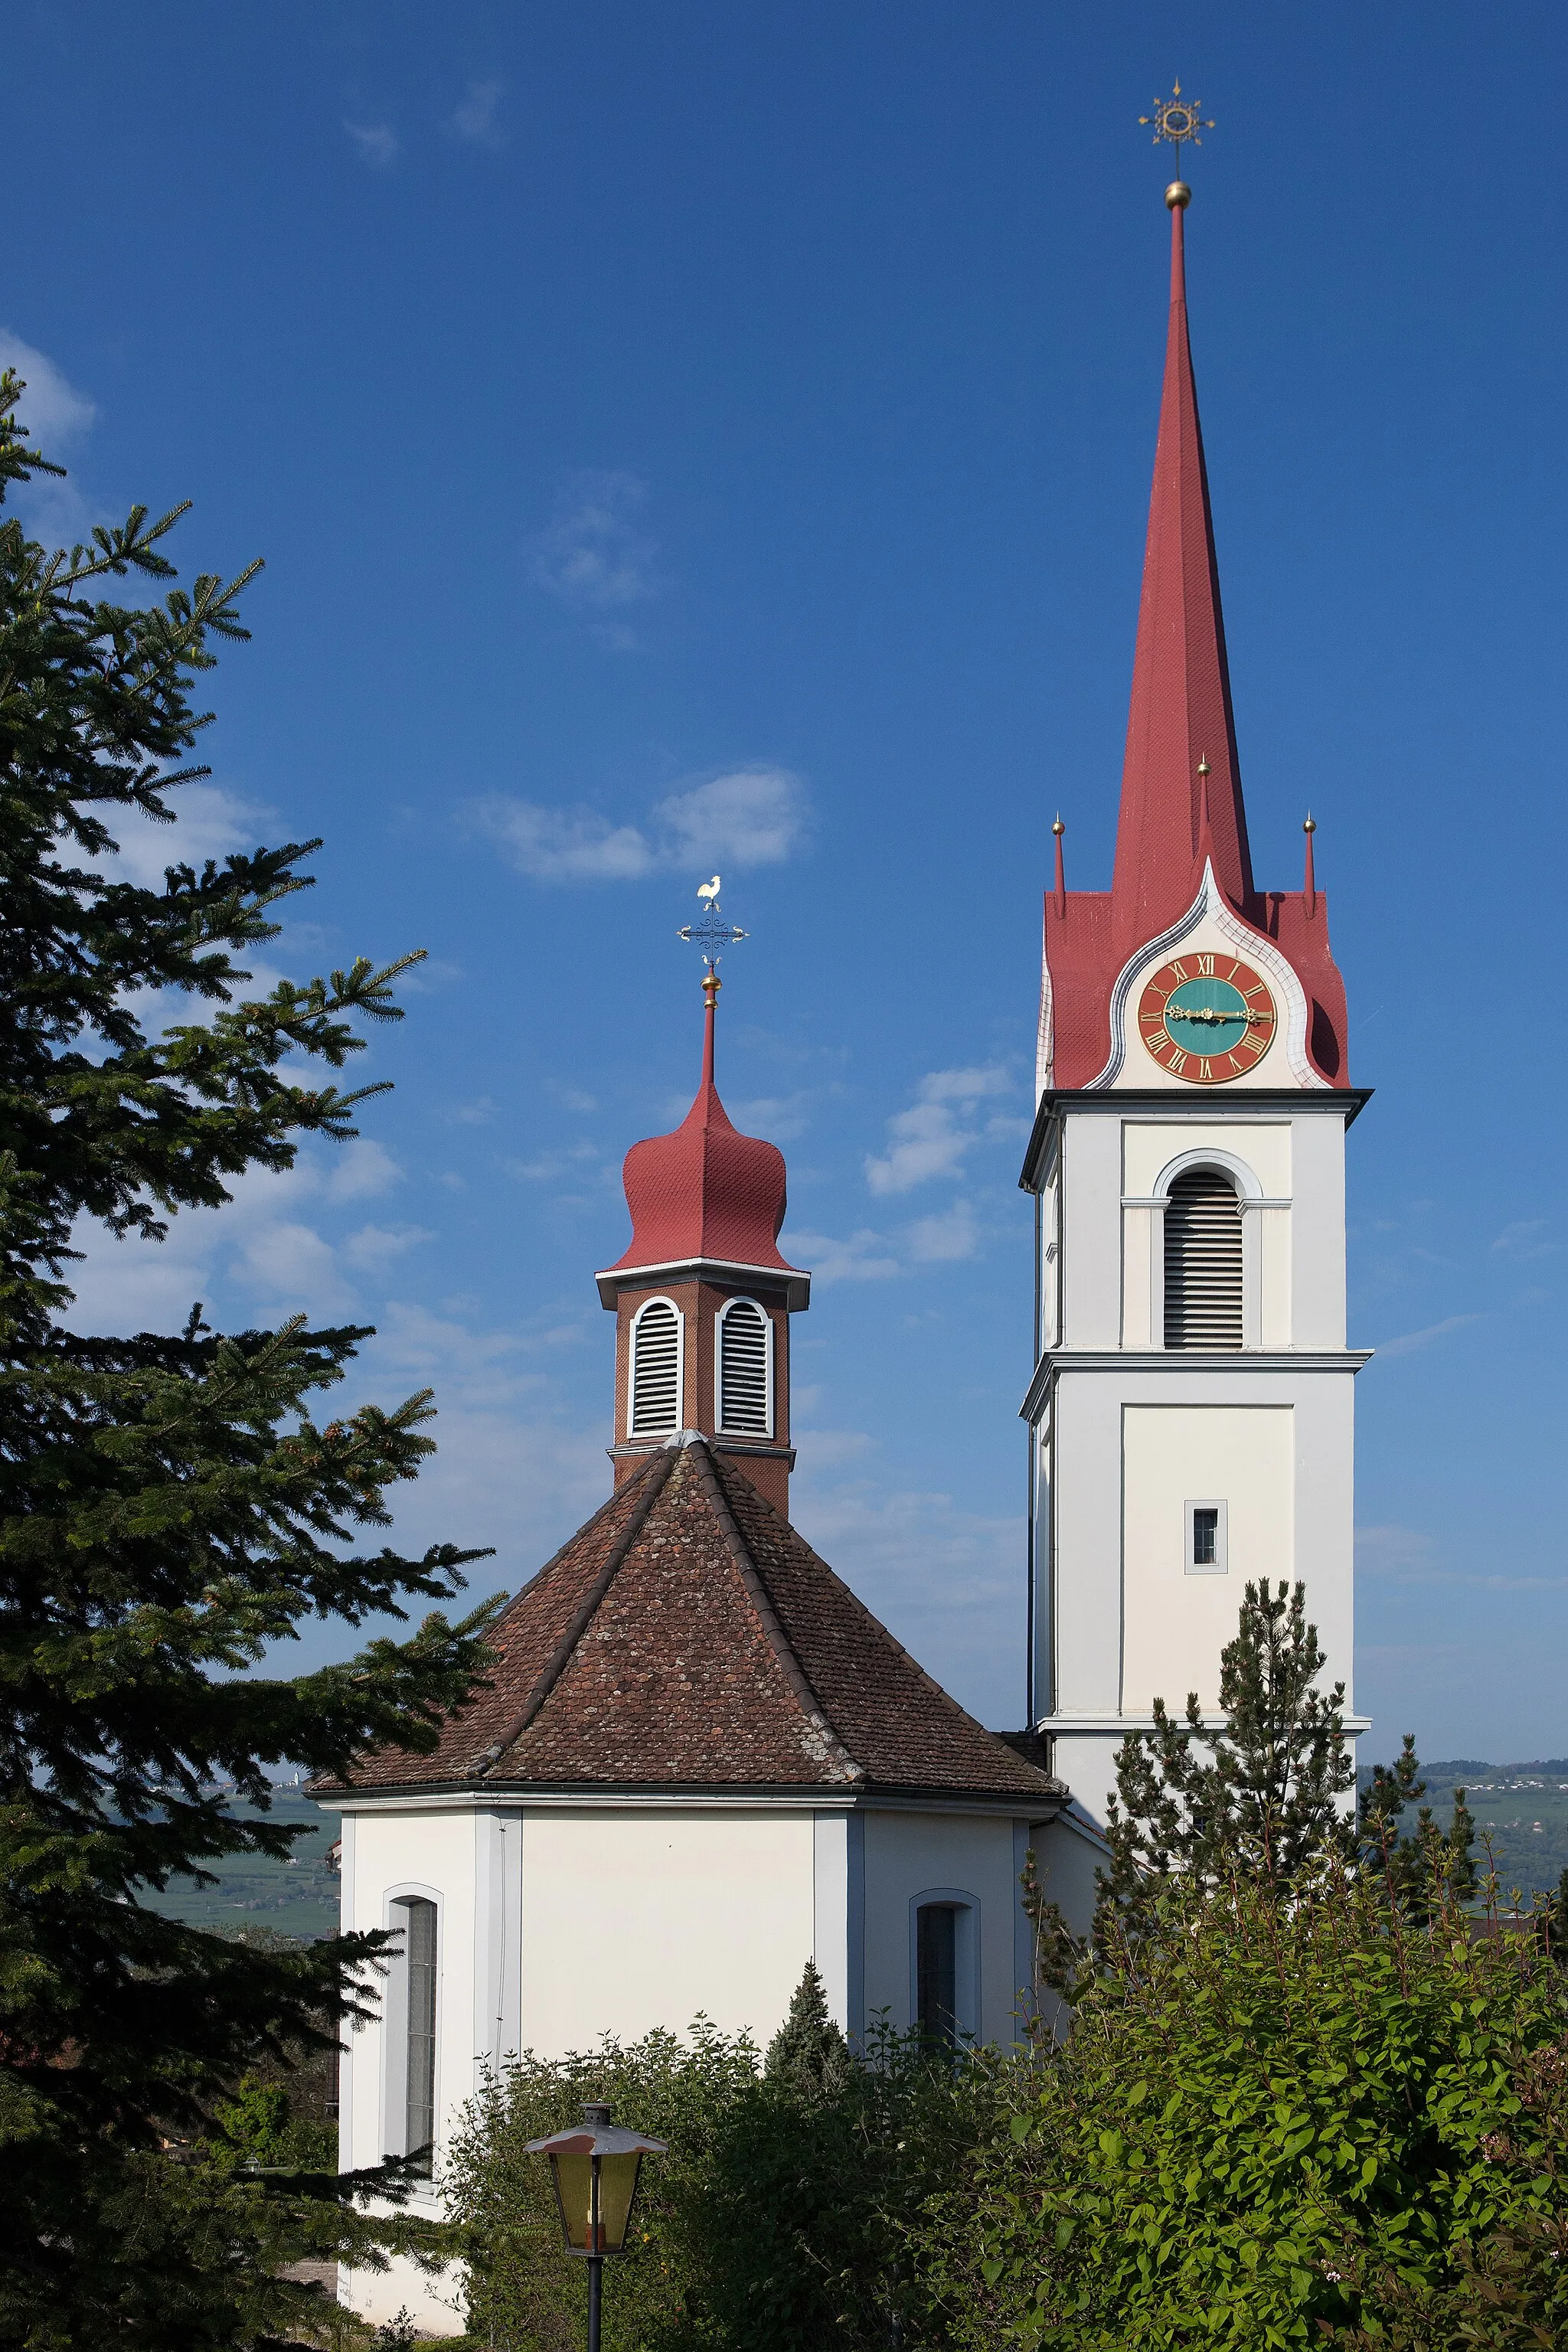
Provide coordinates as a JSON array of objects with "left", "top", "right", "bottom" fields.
[{"left": 323, "top": 1439, "right": 1065, "bottom": 1807}]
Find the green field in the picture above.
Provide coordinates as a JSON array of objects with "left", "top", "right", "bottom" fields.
[
  {"left": 1381, "top": 1759, "right": 1568, "bottom": 1903},
  {"left": 137, "top": 1791, "right": 342, "bottom": 1941}
]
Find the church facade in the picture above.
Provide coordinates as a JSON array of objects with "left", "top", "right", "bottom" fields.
[{"left": 322, "top": 175, "right": 1365, "bottom": 2334}]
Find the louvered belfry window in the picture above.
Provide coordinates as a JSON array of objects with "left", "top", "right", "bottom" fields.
[
  {"left": 1163, "top": 1168, "right": 1243, "bottom": 1350},
  {"left": 629, "top": 1298, "right": 682, "bottom": 1434},
  {"left": 718, "top": 1298, "right": 771, "bottom": 1436}
]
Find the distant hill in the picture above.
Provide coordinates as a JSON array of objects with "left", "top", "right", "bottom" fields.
[
  {"left": 135, "top": 1792, "right": 339, "bottom": 1940},
  {"left": 1361, "top": 1759, "right": 1568, "bottom": 1900}
]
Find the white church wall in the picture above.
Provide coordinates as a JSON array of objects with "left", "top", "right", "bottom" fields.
[
  {"left": 1060, "top": 1114, "right": 1122, "bottom": 1349},
  {"left": 861, "top": 1809, "right": 1030, "bottom": 2046},
  {"left": 1289, "top": 1111, "right": 1348, "bottom": 1349},
  {"left": 1121, "top": 1402, "right": 1295, "bottom": 1710},
  {"left": 516, "top": 1805, "right": 816, "bottom": 2054},
  {"left": 1049, "top": 1376, "right": 1123, "bottom": 1714},
  {"left": 336, "top": 1805, "right": 477, "bottom": 2339}
]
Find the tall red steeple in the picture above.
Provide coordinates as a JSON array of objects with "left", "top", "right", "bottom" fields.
[
  {"left": 1112, "top": 186, "right": 1253, "bottom": 950},
  {"left": 1035, "top": 182, "right": 1350, "bottom": 1095}
]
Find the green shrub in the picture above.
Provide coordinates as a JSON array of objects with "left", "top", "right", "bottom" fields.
[
  {"left": 443, "top": 1970, "right": 994, "bottom": 2350},
  {"left": 916, "top": 1869, "right": 1568, "bottom": 2349}
]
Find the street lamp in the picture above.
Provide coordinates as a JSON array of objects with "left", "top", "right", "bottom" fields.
[{"left": 527, "top": 2102, "right": 668, "bottom": 2352}]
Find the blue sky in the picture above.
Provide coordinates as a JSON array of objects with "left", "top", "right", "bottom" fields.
[{"left": 11, "top": 2, "right": 1567, "bottom": 1762}]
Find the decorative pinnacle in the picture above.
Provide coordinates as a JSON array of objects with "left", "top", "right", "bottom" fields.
[
  {"left": 678, "top": 873, "right": 748, "bottom": 988},
  {"left": 1140, "top": 80, "right": 1215, "bottom": 153},
  {"left": 1052, "top": 815, "right": 1065, "bottom": 837},
  {"left": 1303, "top": 812, "right": 1316, "bottom": 835}
]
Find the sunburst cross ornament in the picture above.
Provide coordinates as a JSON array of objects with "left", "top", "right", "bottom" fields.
[{"left": 1139, "top": 80, "right": 1215, "bottom": 153}]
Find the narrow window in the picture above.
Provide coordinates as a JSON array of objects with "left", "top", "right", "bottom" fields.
[
  {"left": 916, "top": 1903, "right": 959, "bottom": 2047},
  {"left": 400, "top": 1896, "right": 437, "bottom": 2174},
  {"left": 1163, "top": 1168, "right": 1243, "bottom": 1350},
  {"left": 717, "top": 1298, "right": 770, "bottom": 1436},
  {"left": 1185, "top": 1498, "right": 1229, "bottom": 1576},
  {"left": 629, "top": 1299, "right": 681, "bottom": 1436}
]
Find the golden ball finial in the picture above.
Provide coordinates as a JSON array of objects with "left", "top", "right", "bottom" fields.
[
  {"left": 1052, "top": 815, "right": 1065, "bottom": 837},
  {"left": 1303, "top": 813, "right": 1316, "bottom": 835},
  {"left": 1165, "top": 180, "right": 1191, "bottom": 210},
  {"left": 1197, "top": 756, "right": 1210, "bottom": 776}
]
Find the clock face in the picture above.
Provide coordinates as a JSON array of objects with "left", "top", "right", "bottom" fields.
[{"left": 1137, "top": 954, "right": 1277, "bottom": 1084}]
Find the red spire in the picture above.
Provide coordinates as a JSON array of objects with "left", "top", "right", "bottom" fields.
[
  {"left": 1111, "top": 189, "right": 1253, "bottom": 948},
  {"left": 608, "top": 974, "right": 799, "bottom": 1276}
]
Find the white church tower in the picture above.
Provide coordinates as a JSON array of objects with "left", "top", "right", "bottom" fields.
[{"left": 1021, "top": 177, "right": 1370, "bottom": 1829}]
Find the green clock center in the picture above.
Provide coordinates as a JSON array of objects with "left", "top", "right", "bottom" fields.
[{"left": 1163, "top": 977, "right": 1252, "bottom": 1053}]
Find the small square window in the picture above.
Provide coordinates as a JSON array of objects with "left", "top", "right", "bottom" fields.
[{"left": 1184, "top": 1498, "right": 1228, "bottom": 1575}]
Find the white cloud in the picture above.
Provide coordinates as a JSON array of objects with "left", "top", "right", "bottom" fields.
[
  {"left": 343, "top": 1223, "right": 436, "bottom": 1271},
  {"left": 471, "top": 765, "right": 808, "bottom": 886},
  {"left": 234, "top": 1218, "right": 352, "bottom": 1315},
  {"left": 0, "top": 329, "right": 96, "bottom": 443},
  {"left": 784, "top": 1227, "right": 900, "bottom": 1282},
  {"left": 323, "top": 1138, "right": 403, "bottom": 1203},
  {"left": 345, "top": 119, "right": 399, "bottom": 167},
  {"left": 1491, "top": 1220, "right": 1562, "bottom": 1261},
  {"left": 905, "top": 1200, "right": 979, "bottom": 1263},
  {"left": 865, "top": 1064, "right": 1012, "bottom": 1197},
  {"left": 100, "top": 781, "right": 272, "bottom": 889},
  {"left": 654, "top": 768, "right": 808, "bottom": 869},
  {"left": 1373, "top": 1312, "right": 1482, "bottom": 1361},
  {"left": 728, "top": 1089, "right": 818, "bottom": 1142},
  {"left": 448, "top": 1096, "right": 498, "bottom": 1126},
  {"left": 507, "top": 1145, "right": 600, "bottom": 1183},
  {"left": 448, "top": 79, "right": 505, "bottom": 145},
  {"left": 472, "top": 800, "right": 655, "bottom": 884},
  {"left": 527, "top": 471, "right": 658, "bottom": 618}
]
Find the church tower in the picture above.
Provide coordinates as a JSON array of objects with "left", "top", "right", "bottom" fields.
[{"left": 1021, "top": 178, "right": 1370, "bottom": 1826}]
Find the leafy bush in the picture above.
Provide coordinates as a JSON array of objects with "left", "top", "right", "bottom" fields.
[
  {"left": 443, "top": 1968, "right": 995, "bottom": 2350},
  {"left": 916, "top": 1868, "right": 1568, "bottom": 2349}
]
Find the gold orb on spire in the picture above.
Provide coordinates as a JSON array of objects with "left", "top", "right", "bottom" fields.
[{"left": 1140, "top": 80, "right": 1215, "bottom": 155}]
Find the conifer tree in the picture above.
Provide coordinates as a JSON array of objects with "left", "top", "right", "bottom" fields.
[
  {"left": 0, "top": 368, "right": 499, "bottom": 2341},
  {"left": 763, "top": 1961, "right": 851, "bottom": 2102},
  {"left": 1025, "top": 1582, "right": 1478, "bottom": 1992}
]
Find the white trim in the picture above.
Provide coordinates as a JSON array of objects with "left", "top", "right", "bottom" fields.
[
  {"left": 597, "top": 1255, "right": 811, "bottom": 1311},
  {"left": 325, "top": 1788, "right": 1060, "bottom": 1818},
  {"left": 909, "top": 1887, "right": 981, "bottom": 2043},
  {"left": 627, "top": 1294, "right": 684, "bottom": 1438},
  {"left": 1184, "top": 1496, "right": 1229, "bottom": 1574},
  {"left": 1089, "top": 863, "right": 1331, "bottom": 1093},
  {"left": 715, "top": 1294, "right": 774, "bottom": 1438}
]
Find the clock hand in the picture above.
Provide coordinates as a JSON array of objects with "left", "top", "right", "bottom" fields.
[{"left": 1162, "top": 1004, "right": 1270, "bottom": 1027}]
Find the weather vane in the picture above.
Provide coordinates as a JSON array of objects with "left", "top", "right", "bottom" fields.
[
  {"left": 678, "top": 874, "right": 748, "bottom": 985},
  {"left": 1139, "top": 80, "right": 1214, "bottom": 155}
]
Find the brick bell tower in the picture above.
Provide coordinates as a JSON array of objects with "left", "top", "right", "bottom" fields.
[{"left": 596, "top": 965, "right": 810, "bottom": 1515}]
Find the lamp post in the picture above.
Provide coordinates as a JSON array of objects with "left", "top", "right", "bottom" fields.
[{"left": 526, "top": 2102, "right": 668, "bottom": 2352}]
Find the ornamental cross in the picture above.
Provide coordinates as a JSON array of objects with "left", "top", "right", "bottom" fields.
[
  {"left": 678, "top": 874, "right": 748, "bottom": 978},
  {"left": 1139, "top": 80, "right": 1215, "bottom": 152}
]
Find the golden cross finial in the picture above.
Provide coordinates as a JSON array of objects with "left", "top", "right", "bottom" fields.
[{"left": 1139, "top": 80, "right": 1215, "bottom": 152}]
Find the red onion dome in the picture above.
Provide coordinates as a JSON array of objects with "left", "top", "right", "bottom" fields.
[{"left": 607, "top": 986, "right": 799, "bottom": 1275}]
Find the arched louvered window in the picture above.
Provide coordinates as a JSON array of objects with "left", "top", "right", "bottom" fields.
[
  {"left": 717, "top": 1297, "right": 772, "bottom": 1436},
  {"left": 1163, "top": 1167, "right": 1243, "bottom": 1351},
  {"left": 629, "top": 1298, "right": 682, "bottom": 1435}
]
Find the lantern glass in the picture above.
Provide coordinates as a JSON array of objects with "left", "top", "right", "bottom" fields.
[{"left": 550, "top": 2148, "right": 645, "bottom": 2255}]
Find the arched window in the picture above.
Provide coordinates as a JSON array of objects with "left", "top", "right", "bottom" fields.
[
  {"left": 629, "top": 1298, "right": 683, "bottom": 1435},
  {"left": 390, "top": 1894, "right": 438, "bottom": 2177},
  {"left": 717, "top": 1297, "right": 772, "bottom": 1436},
  {"left": 1163, "top": 1166, "right": 1243, "bottom": 1350}
]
